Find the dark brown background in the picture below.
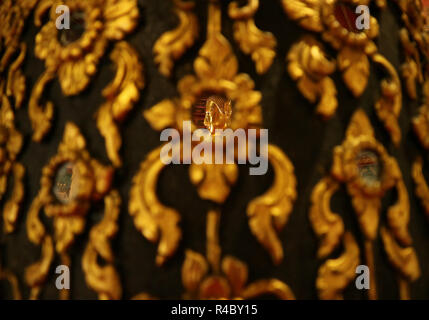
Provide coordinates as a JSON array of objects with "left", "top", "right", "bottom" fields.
[{"left": 1, "top": 0, "right": 428, "bottom": 299}]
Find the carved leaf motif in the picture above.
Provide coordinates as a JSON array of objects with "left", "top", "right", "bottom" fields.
[
  {"left": 6, "top": 43, "right": 26, "bottom": 108},
  {"left": 97, "top": 42, "right": 144, "bottom": 167},
  {"left": 281, "top": 0, "right": 323, "bottom": 32},
  {"left": 287, "top": 37, "right": 337, "bottom": 118},
  {"left": 28, "top": 70, "right": 55, "bottom": 142},
  {"left": 103, "top": 0, "right": 140, "bottom": 41},
  {"left": 129, "top": 146, "right": 182, "bottom": 266},
  {"left": 182, "top": 250, "right": 208, "bottom": 294},
  {"left": 412, "top": 157, "right": 429, "bottom": 218},
  {"left": 387, "top": 181, "right": 412, "bottom": 246},
  {"left": 381, "top": 227, "right": 420, "bottom": 282},
  {"left": 337, "top": 47, "right": 370, "bottom": 98},
  {"left": 82, "top": 190, "right": 122, "bottom": 300},
  {"left": 153, "top": 4, "right": 198, "bottom": 77},
  {"left": 247, "top": 145, "right": 297, "bottom": 265},
  {"left": 228, "top": 0, "right": 276, "bottom": 74},
  {"left": 372, "top": 54, "right": 402, "bottom": 146},
  {"left": 194, "top": 34, "right": 238, "bottom": 81},
  {"left": 144, "top": 99, "right": 177, "bottom": 131},
  {"left": 96, "top": 103, "right": 122, "bottom": 167},
  {"left": 316, "top": 232, "right": 360, "bottom": 300},
  {"left": 310, "top": 177, "right": 344, "bottom": 258}
]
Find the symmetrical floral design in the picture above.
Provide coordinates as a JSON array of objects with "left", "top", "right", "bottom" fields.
[
  {"left": 136, "top": 0, "right": 296, "bottom": 268},
  {"left": 29, "top": 0, "right": 140, "bottom": 142},
  {"left": 25, "top": 123, "right": 115, "bottom": 299},
  {"left": 284, "top": 0, "right": 403, "bottom": 146},
  {"left": 310, "top": 109, "right": 420, "bottom": 299}
]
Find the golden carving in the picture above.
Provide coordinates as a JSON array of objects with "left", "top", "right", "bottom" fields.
[
  {"left": 25, "top": 123, "right": 114, "bottom": 299},
  {"left": 129, "top": 146, "right": 181, "bottom": 266},
  {"left": 140, "top": 0, "right": 296, "bottom": 264},
  {"left": 82, "top": 190, "right": 122, "bottom": 300},
  {"left": 372, "top": 54, "right": 402, "bottom": 146},
  {"left": 309, "top": 176, "right": 343, "bottom": 259},
  {"left": 228, "top": 0, "right": 277, "bottom": 74},
  {"left": 181, "top": 210, "right": 295, "bottom": 299},
  {"left": 310, "top": 109, "right": 419, "bottom": 299},
  {"left": 247, "top": 144, "right": 297, "bottom": 265},
  {"left": 287, "top": 36, "right": 337, "bottom": 118},
  {"left": 283, "top": 0, "right": 402, "bottom": 145},
  {"left": 316, "top": 232, "right": 360, "bottom": 300},
  {"left": 29, "top": 0, "right": 139, "bottom": 141},
  {"left": 96, "top": 41, "right": 145, "bottom": 167},
  {"left": 0, "top": 82, "right": 24, "bottom": 234},
  {"left": 413, "top": 102, "right": 429, "bottom": 150},
  {"left": 153, "top": 0, "right": 199, "bottom": 77},
  {"left": 412, "top": 157, "right": 429, "bottom": 218}
]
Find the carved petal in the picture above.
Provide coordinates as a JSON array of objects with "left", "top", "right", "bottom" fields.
[
  {"left": 381, "top": 227, "right": 420, "bottom": 282},
  {"left": 54, "top": 215, "right": 86, "bottom": 253},
  {"left": 309, "top": 176, "right": 344, "bottom": 258},
  {"left": 281, "top": 0, "right": 323, "bottom": 32},
  {"left": 6, "top": 43, "right": 26, "bottom": 108},
  {"left": 221, "top": 256, "right": 248, "bottom": 297},
  {"left": 316, "top": 232, "right": 360, "bottom": 300},
  {"left": 182, "top": 250, "right": 208, "bottom": 294},
  {"left": 194, "top": 34, "right": 238, "bottom": 81},
  {"left": 96, "top": 103, "right": 122, "bottom": 167},
  {"left": 82, "top": 190, "right": 122, "bottom": 300},
  {"left": 129, "top": 146, "right": 182, "bottom": 266},
  {"left": 153, "top": 3, "right": 198, "bottom": 77},
  {"left": 247, "top": 145, "right": 297, "bottom": 265},
  {"left": 337, "top": 47, "right": 370, "bottom": 98}
]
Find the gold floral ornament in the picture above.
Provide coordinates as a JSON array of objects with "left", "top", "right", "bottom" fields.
[
  {"left": 153, "top": 0, "right": 199, "bottom": 77},
  {"left": 310, "top": 109, "right": 420, "bottom": 300},
  {"left": 139, "top": 0, "right": 296, "bottom": 266},
  {"left": 227, "top": 0, "right": 277, "bottom": 74},
  {"left": 287, "top": 36, "right": 337, "bottom": 118},
  {"left": 182, "top": 210, "right": 295, "bottom": 299},
  {"left": 283, "top": 0, "right": 403, "bottom": 145},
  {"left": 29, "top": 0, "right": 139, "bottom": 142},
  {"left": 0, "top": 0, "right": 38, "bottom": 109},
  {"left": 25, "top": 123, "right": 114, "bottom": 299}
]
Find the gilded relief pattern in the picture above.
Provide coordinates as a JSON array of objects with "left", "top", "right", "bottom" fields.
[
  {"left": 310, "top": 110, "right": 420, "bottom": 300},
  {"left": 0, "top": 0, "right": 427, "bottom": 301},
  {"left": 25, "top": 123, "right": 116, "bottom": 299},
  {"left": 284, "top": 0, "right": 403, "bottom": 146}
]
